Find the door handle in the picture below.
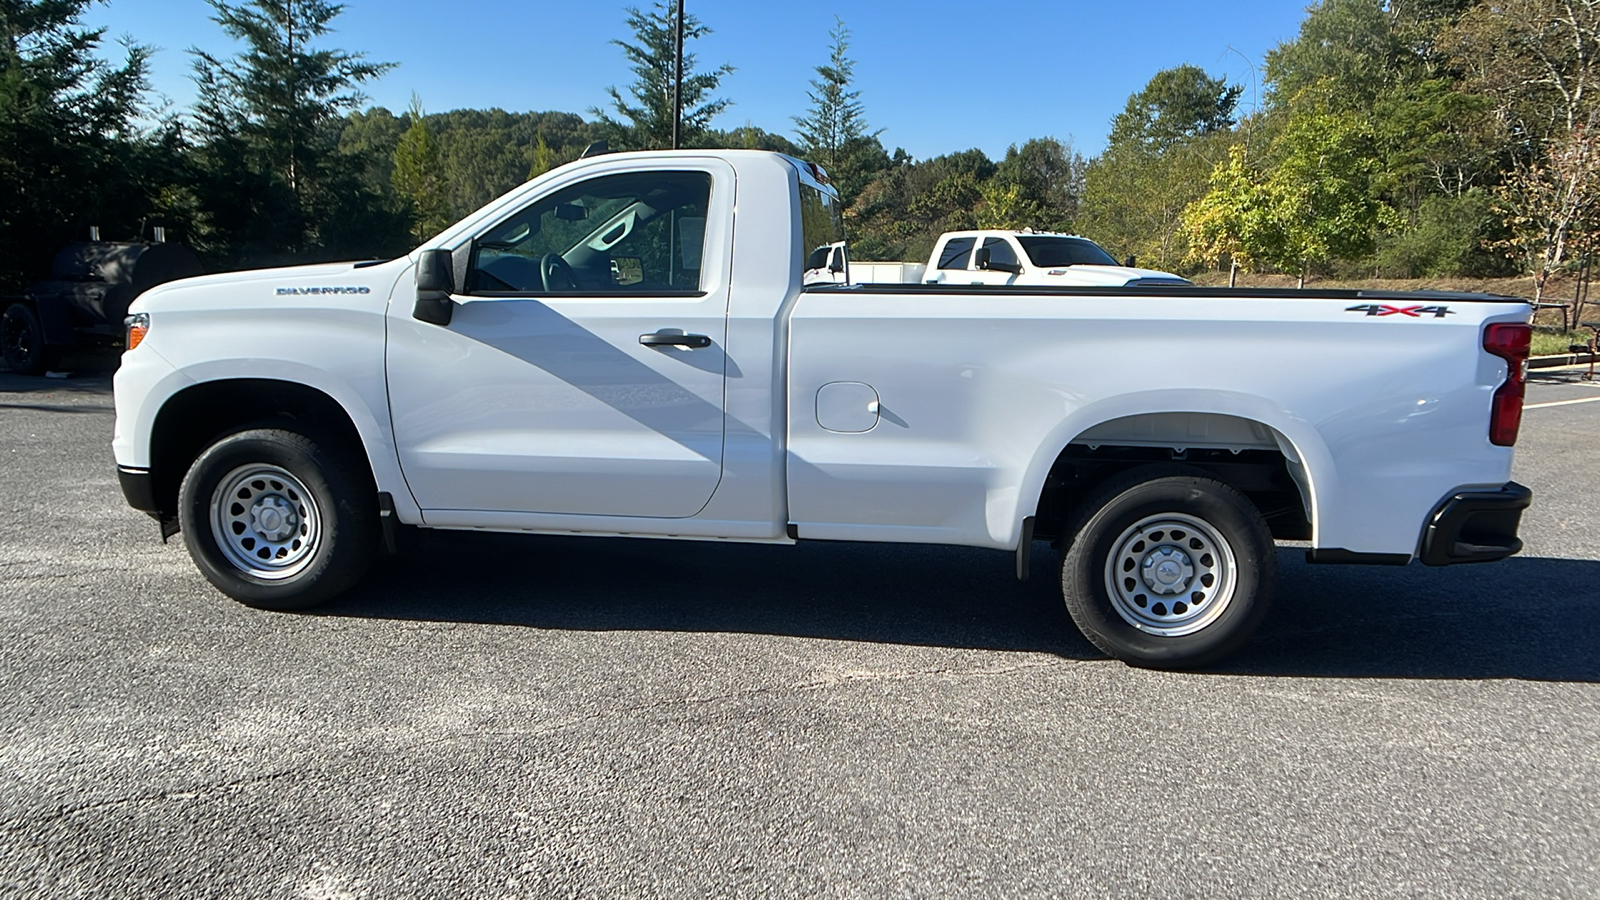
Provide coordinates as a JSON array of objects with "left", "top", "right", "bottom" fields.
[{"left": 639, "top": 332, "right": 712, "bottom": 349}]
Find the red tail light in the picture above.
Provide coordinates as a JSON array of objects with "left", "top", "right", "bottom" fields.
[{"left": 1483, "top": 323, "right": 1530, "bottom": 446}]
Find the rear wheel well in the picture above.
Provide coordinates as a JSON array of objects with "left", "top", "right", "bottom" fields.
[
  {"left": 1034, "top": 444, "right": 1311, "bottom": 543},
  {"left": 148, "top": 379, "right": 369, "bottom": 521}
]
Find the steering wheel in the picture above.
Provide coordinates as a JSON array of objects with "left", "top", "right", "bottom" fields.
[{"left": 539, "top": 253, "right": 580, "bottom": 292}]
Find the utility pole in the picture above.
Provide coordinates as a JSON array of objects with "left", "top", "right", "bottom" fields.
[{"left": 671, "top": 0, "right": 684, "bottom": 149}]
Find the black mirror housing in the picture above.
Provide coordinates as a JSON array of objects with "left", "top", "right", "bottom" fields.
[
  {"left": 973, "top": 246, "right": 1022, "bottom": 275},
  {"left": 413, "top": 249, "right": 455, "bottom": 326}
]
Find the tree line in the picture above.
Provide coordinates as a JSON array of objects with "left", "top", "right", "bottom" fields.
[{"left": 2, "top": 0, "right": 1595, "bottom": 318}]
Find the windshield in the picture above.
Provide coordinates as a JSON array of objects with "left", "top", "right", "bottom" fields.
[{"left": 1018, "top": 236, "right": 1120, "bottom": 268}]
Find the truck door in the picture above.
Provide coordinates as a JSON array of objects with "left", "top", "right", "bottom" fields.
[
  {"left": 385, "top": 161, "right": 733, "bottom": 520},
  {"left": 968, "top": 236, "right": 1024, "bottom": 286}
]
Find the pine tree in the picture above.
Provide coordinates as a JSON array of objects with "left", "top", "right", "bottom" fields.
[
  {"left": 794, "top": 17, "right": 869, "bottom": 175},
  {"left": 793, "top": 17, "right": 888, "bottom": 206},
  {"left": 0, "top": 0, "right": 162, "bottom": 288},
  {"left": 593, "top": 3, "right": 733, "bottom": 150},
  {"left": 190, "top": 0, "right": 395, "bottom": 259},
  {"left": 392, "top": 95, "right": 448, "bottom": 243},
  {"left": 527, "top": 132, "right": 554, "bottom": 179}
]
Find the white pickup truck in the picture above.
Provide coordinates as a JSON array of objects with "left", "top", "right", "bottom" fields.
[
  {"left": 840, "top": 230, "right": 1191, "bottom": 287},
  {"left": 114, "top": 149, "right": 1533, "bottom": 668}
]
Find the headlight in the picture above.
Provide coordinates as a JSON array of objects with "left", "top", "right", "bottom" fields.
[{"left": 124, "top": 313, "right": 149, "bottom": 350}]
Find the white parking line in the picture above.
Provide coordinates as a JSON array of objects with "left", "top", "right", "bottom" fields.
[{"left": 1526, "top": 396, "right": 1600, "bottom": 409}]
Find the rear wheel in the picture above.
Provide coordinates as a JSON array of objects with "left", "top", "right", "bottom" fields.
[
  {"left": 178, "top": 427, "right": 377, "bottom": 610},
  {"left": 1060, "top": 468, "right": 1276, "bottom": 669},
  {"left": 1, "top": 303, "right": 58, "bottom": 375}
]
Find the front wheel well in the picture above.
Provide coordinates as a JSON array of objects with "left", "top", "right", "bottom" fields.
[
  {"left": 148, "top": 379, "right": 370, "bottom": 521},
  {"left": 1034, "top": 444, "right": 1312, "bottom": 543}
]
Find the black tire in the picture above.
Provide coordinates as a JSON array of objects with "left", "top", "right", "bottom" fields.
[
  {"left": 178, "top": 427, "right": 378, "bottom": 610},
  {"left": 1060, "top": 467, "right": 1276, "bottom": 669},
  {"left": 1, "top": 303, "right": 58, "bottom": 376}
]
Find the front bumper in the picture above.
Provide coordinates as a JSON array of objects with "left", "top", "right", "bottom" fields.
[
  {"left": 118, "top": 466, "right": 159, "bottom": 515},
  {"left": 1418, "top": 481, "right": 1532, "bottom": 566}
]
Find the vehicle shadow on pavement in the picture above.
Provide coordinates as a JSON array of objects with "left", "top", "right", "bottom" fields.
[
  {"left": 323, "top": 531, "right": 1600, "bottom": 682},
  {"left": 1222, "top": 553, "right": 1600, "bottom": 682},
  {"left": 326, "top": 529, "right": 1101, "bottom": 659}
]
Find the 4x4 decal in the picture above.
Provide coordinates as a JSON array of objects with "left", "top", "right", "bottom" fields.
[{"left": 1346, "top": 303, "right": 1454, "bottom": 318}]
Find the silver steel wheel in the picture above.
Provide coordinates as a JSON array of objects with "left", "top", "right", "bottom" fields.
[
  {"left": 209, "top": 464, "right": 322, "bottom": 580},
  {"left": 1103, "top": 512, "right": 1237, "bottom": 637}
]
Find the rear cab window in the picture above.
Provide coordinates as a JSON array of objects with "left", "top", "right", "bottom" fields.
[
  {"left": 798, "top": 161, "right": 848, "bottom": 286},
  {"left": 937, "top": 237, "right": 976, "bottom": 270}
]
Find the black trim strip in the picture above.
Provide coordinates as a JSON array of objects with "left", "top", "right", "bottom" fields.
[
  {"left": 1305, "top": 549, "right": 1412, "bottom": 566},
  {"left": 805, "top": 283, "right": 1528, "bottom": 303},
  {"left": 465, "top": 289, "right": 710, "bottom": 300},
  {"left": 117, "top": 466, "right": 158, "bottom": 514}
]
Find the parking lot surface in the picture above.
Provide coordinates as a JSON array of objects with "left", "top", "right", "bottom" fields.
[{"left": 1, "top": 359, "right": 1597, "bottom": 898}]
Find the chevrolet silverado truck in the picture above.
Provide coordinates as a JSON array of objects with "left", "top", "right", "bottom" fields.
[
  {"left": 842, "top": 230, "right": 1190, "bottom": 287},
  {"left": 113, "top": 149, "right": 1533, "bottom": 669}
]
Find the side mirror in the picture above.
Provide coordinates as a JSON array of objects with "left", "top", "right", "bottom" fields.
[
  {"left": 974, "top": 246, "right": 1022, "bottom": 275},
  {"left": 1124, "top": 255, "right": 1137, "bottom": 268},
  {"left": 829, "top": 248, "right": 847, "bottom": 274},
  {"left": 413, "top": 249, "right": 455, "bottom": 327}
]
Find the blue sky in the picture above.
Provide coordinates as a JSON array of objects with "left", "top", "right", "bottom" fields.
[{"left": 82, "top": 0, "right": 1313, "bottom": 160}]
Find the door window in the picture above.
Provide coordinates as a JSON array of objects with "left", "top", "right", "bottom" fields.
[
  {"left": 467, "top": 171, "right": 712, "bottom": 295},
  {"left": 981, "top": 237, "right": 1020, "bottom": 269}
]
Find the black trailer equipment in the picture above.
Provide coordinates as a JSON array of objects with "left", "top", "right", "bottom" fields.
[{"left": 2, "top": 238, "right": 204, "bottom": 375}]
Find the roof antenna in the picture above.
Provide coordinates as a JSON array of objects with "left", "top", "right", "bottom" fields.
[{"left": 580, "top": 140, "right": 610, "bottom": 159}]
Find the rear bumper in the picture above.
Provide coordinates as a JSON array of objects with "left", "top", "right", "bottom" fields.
[{"left": 1418, "top": 481, "right": 1532, "bottom": 566}]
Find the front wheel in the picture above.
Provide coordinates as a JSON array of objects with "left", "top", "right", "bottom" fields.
[
  {"left": 178, "top": 427, "right": 378, "bottom": 610},
  {"left": 1, "top": 303, "right": 58, "bottom": 375},
  {"left": 1060, "top": 469, "right": 1276, "bottom": 669}
]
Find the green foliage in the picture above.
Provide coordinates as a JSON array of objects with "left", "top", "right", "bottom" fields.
[
  {"left": 4, "top": 0, "right": 1590, "bottom": 291},
  {"left": 793, "top": 17, "right": 865, "bottom": 160},
  {"left": 847, "top": 149, "right": 994, "bottom": 261},
  {"left": 0, "top": 0, "right": 174, "bottom": 289},
  {"left": 527, "top": 132, "right": 554, "bottom": 179},
  {"left": 991, "top": 137, "right": 1086, "bottom": 232},
  {"left": 1108, "top": 64, "right": 1241, "bottom": 153},
  {"left": 189, "top": 0, "right": 402, "bottom": 265},
  {"left": 593, "top": 2, "right": 733, "bottom": 150},
  {"left": 1082, "top": 66, "right": 1243, "bottom": 270},
  {"left": 1374, "top": 191, "right": 1509, "bottom": 278},
  {"left": 1259, "top": 88, "right": 1395, "bottom": 282},
  {"left": 1182, "top": 144, "right": 1269, "bottom": 276},
  {"left": 1372, "top": 78, "right": 1498, "bottom": 206},
  {"left": 1490, "top": 124, "right": 1600, "bottom": 302},
  {"left": 392, "top": 96, "right": 448, "bottom": 243},
  {"left": 1081, "top": 132, "right": 1233, "bottom": 271},
  {"left": 1264, "top": 0, "right": 1406, "bottom": 111}
]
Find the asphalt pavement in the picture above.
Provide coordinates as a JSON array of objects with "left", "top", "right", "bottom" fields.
[{"left": 1, "top": 357, "right": 1597, "bottom": 898}]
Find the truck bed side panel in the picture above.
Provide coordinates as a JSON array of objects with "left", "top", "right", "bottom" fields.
[{"left": 786, "top": 290, "right": 1523, "bottom": 555}]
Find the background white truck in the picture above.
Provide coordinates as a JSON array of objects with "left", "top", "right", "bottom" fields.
[
  {"left": 836, "top": 230, "right": 1191, "bottom": 287},
  {"left": 113, "top": 149, "right": 1533, "bottom": 668}
]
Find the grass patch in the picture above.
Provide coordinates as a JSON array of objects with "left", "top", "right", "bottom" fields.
[{"left": 1532, "top": 326, "right": 1597, "bottom": 357}]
